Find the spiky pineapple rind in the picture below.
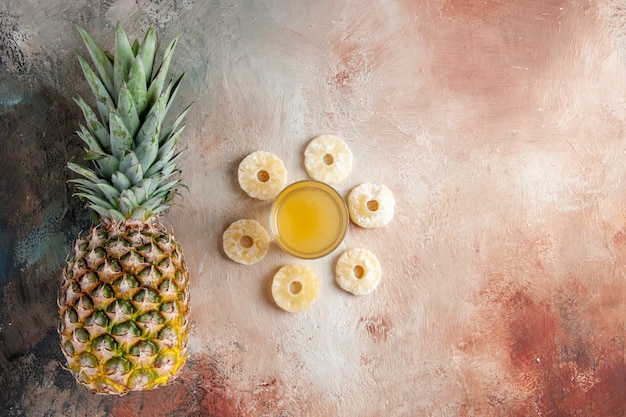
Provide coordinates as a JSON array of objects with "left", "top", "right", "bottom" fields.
[{"left": 59, "top": 220, "right": 189, "bottom": 395}]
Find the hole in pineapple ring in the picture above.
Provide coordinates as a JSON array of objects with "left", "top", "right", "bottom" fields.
[
  {"left": 257, "top": 170, "right": 270, "bottom": 183},
  {"left": 289, "top": 280, "right": 303, "bottom": 295},
  {"left": 353, "top": 265, "right": 365, "bottom": 279},
  {"left": 240, "top": 235, "right": 253, "bottom": 248},
  {"left": 323, "top": 153, "right": 334, "bottom": 165},
  {"left": 366, "top": 200, "right": 379, "bottom": 212}
]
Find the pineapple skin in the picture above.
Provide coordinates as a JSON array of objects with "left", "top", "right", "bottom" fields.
[
  {"left": 58, "top": 219, "right": 189, "bottom": 395},
  {"left": 60, "top": 21, "right": 192, "bottom": 395}
]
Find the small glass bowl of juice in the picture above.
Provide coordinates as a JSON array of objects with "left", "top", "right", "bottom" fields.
[{"left": 270, "top": 180, "right": 348, "bottom": 259}]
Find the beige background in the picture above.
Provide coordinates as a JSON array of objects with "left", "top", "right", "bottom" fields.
[{"left": 2, "top": 0, "right": 626, "bottom": 415}]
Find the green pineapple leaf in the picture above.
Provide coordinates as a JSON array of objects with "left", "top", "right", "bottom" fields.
[
  {"left": 109, "top": 112, "right": 134, "bottom": 160},
  {"left": 84, "top": 150, "right": 106, "bottom": 161},
  {"left": 135, "top": 93, "right": 165, "bottom": 147},
  {"left": 130, "top": 206, "right": 148, "bottom": 220},
  {"left": 160, "top": 103, "right": 191, "bottom": 144},
  {"left": 95, "top": 154, "right": 120, "bottom": 179},
  {"left": 120, "top": 189, "right": 139, "bottom": 208},
  {"left": 69, "top": 178, "right": 109, "bottom": 200},
  {"left": 71, "top": 182, "right": 118, "bottom": 207},
  {"left": 73, "top": 184, "right": 103, "bottom": 197},
  {"left": 74, "top": 97, "right": 110, "bottom": 150},
  {"left": 93, "top": 182, "right": 121, "bottom": 206},
  {"left": 127, "top": 54, "right": 148, "bottom": 118},
  {"left": 69, "top": 177, "right": 107, "bottom": 189},
  {"left": 76, "top": 53, "right": 115, "bottom": 127},
  {"left": 68, "top": 162, "right": 101, "bottom": 181},
  {"left": 118, "top": 195, "right": 135, "bottom": 217},
  {"left": 158, "top": 126, "right": 184, "bottom": 159},
  {"left": 124, "top": 163, "right": 143, "bottom": 185},
  {"left": 75, "top": 192, "right": 115, "bottom": 210},
  {"left": 144, "top": 149, "right": 182, "bottom": 179},
  {"left": 111, "top": 171, "right": 132, "bottom": 192},
  {"left": 118, "top": 152, "right": 144, "bottom": 184},
  {"left": 76, "top": 125, "right": 103, "bottom": 153},
  {"left": 87, "top": 203, "right": 112, "bottom": 219},
  {"left": 142, "top": 195, "right": 168, "bottom": 214},
  {"left": 137, "top": 26, "right": 157, "bottom": 85},
  {"left": 154, "top": 178, "right": 181, "bottom": 196},
  {"left": 74, "top": 22, "right": 114, "bottom": 96},
  {"left": 135, "top": 92, "right": 168, "bottom": 170},
  {"left": 147, "top": 36, "right": 178, "bottom": 108},
  {"left": 117, "top": 83, "right": 141, "bottom": 137},
  {"left": 161, "top": 152, "right": 184, "bottom": 179},
  {"left": 162, "top": 74, "right": 184, "bottom": 118},
  {"left": 132, "top": 177, "right": 154, "bottom": 204},
  {"left": 72, "top": 22, "right": 189, "bottom": 222},
  {"left": 135, "top": 134, "right": 160, "bottom": 176},
  {"left": 118, "top": 150, "right": 140, "bottom": 174},
  {"left": 105, "top": 208, "right": 125, "bottom": 221},
  {"left": 113, "top": 22, "right": 134, "bottom": 99}
]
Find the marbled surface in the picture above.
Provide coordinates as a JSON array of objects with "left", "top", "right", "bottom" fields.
[{"left": 2, "top": 1, "right": 626, "bottom": 416}]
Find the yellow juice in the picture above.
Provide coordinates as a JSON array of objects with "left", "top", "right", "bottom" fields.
[{"left": 271, "top": 180, "right": 348, "bottom": 259}]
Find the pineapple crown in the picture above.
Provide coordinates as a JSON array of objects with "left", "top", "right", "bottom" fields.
[{"left": 69, "top": 22, "right": 191, "bottom": 222}]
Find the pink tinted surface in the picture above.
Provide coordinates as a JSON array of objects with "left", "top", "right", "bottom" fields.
[{"left": 2, "top": 0, "right": 626, "bottom": 415}]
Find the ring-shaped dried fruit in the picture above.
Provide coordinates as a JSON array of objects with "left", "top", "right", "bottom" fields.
[
  {"left": 304, "top": 135, "right": 353, "bottom": 184},
  {"left": 335, "top": 248, "right": 381, "bottom": 296},
  {"left": 271, "top": 264, "right": 320, "bottom": 313},
  {"left": 223, "top": 219, "right": 269, "bottom": 265},
  {"left": 238, "top": 151, "right": 288, "bottom": 200},
  {"left": 348, "top": 183, "right": 395, "bottom": 229}
]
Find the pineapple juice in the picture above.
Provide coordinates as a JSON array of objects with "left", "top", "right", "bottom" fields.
[{"left": 271, "top": 180, "right": 348, "bottom": 259}]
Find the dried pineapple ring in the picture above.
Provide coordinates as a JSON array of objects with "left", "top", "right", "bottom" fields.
[
  {"left": 304, "top": 135, "right": 353, "bottom": 184},
  {"left": 238, "top": 151, "right": 288, "bottom": 200},
  {"left": 348, "top": 183, "right": 395, "bottom": 229},
  {"left": 271, "top": 264, "right": 320, "bottom": 313},
  {"left": 335, "top": 248, "right": 381, "bottom": 296},
  {"left": 223, "top": 219, "right": 269, "bottom": 265}
]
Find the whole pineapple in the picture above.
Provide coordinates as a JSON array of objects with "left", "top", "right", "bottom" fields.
[{"left": 58, "top": 22, "right": 191, "bottom": 395}]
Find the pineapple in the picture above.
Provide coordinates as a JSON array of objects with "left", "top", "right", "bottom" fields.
[
  {"left": 271, "top": 264, "right": 320, "bottom": 313},
  {"left": 348, "top": 183, "right": 395, "bottom": 229},
  {"left": 58, "top": 22, "right": 191, "bottom": 395},
  {"left": 303, "top": 135, "right": 353, "bottom": 184},
  {"left": 222, "top": 219, "right": 270, "bottom": 265},
  {"left": 238, "top": 151, "right": 287, "bottom": 200},
  {"left": 335, "top": 248, "right": 381, "bottom": 296}
]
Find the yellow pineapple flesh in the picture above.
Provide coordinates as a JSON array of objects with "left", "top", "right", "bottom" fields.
[
  {"left": 335, "top": 248, "right": 381, "bottom": 296},
  {"left": 303, "top": 135, "right": 353, "bottom": 184},
  {"left": 222, "top": 219, "right": 270, "bottom": 265},
  {"left": 271, "top": 264, "right": 320, "bottom": 313},
  {"left": 238, "top": 151, "right": 288, "bottom": 200},
  {"left": 348, "top": 183, "right": 395, "bottom": 229}
]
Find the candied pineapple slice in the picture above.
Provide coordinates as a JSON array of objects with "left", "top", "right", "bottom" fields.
[
  {"left": 304, "top": 135, "right": 353, "bottom": 184},
  {"left": 223, "top": 219, "right": 270, "bottom": 265},
  {"left": 238, "top": 151, "right": 288, "bottom": 200},
  {"left": 335, "top": 248, "right": 381, "bottom": 296},
  {"left": 271, "top": 264, "right": 320, "bottom": 313},
  {"left": 348, "top": 183, "right": 395, "bottom": 229}
]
